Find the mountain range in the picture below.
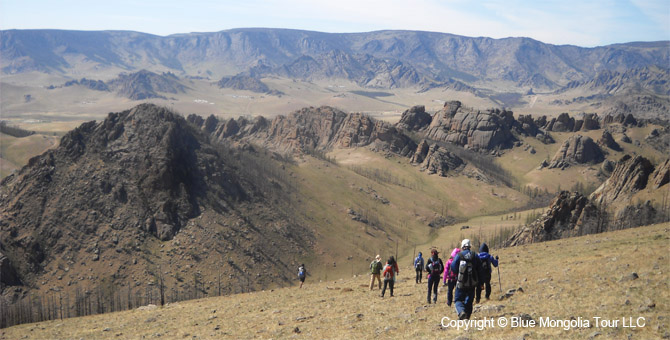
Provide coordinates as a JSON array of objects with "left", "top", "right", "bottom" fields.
[{"left": 2, "top": 28, "right": 668, "bottom": 92}]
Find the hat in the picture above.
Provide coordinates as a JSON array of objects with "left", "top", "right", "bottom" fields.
[
  {"left": 375, "top": 254, "right": 381, "bottom": 260},
  {"left": 461, "top": 239, "right": 471, "bottom": 249}
]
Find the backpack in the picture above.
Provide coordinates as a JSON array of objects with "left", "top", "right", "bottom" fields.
[
  {"left": 383, "top": 264, "right": 393, "bottom": 280},
  {"left": 429, "top": 259, "right": 442, "bottom": 276},
  {"left": 446, "top": 258, "right": 457, "bottom": 281},
  {"left": 414, "top": 257, "right": 423, "bottom": 270},
  {"left": 456, "top": 251, "right": 478, "bottom": 289},
  {"left": 375, "top": 261, "right": 383, "bottom": 273}
]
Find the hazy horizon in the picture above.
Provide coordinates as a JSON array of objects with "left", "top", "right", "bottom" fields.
[{"left": 1, "top": 0, "right": 668, "bottom": 47}]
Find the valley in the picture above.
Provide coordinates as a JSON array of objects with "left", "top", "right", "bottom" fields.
[{"left": 0, "top": 27, "right": 668, "bottom": 336}]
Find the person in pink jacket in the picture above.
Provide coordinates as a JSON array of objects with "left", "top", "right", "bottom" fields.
[{"left": 443, "top": 248, "right": 461, "bottom": 306}]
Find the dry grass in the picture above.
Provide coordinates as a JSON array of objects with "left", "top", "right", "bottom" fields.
[{"left": 4, "top": 223, "right": 667, "bottom": 339}]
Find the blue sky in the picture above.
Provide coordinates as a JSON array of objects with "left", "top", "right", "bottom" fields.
[{"left": 1, "top": 0, "right": 668, "bottom": 47}]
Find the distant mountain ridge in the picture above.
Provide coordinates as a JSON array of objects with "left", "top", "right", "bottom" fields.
[{"left": 2, "top": 29, "right": 668, "bottom": 91}]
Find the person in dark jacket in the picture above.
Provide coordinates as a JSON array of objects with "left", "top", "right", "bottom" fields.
[
  {"left": 381, "top": 256, "right": 399, "bottom": 298},
  {"left": 451, "top": 239, "right": 483, "bottom": 319},
  {"left": 425, "top": 249, "right": 444, "bottom": 304},
  {"left": 476, "top": 243, "right": 499, "bottom": 303},
  {"left": 413, "top": 252, "right": 424, "bottom": 284}
]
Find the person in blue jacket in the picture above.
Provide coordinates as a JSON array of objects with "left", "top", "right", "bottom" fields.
[
  {"left": 413, "top": 252, "right": 424, "bottom": 284},
  {"left": 476, "top": 243, "right": 499, "bottom": 303},
  {"left": 451, "top": 239, "right": 483, "bottom": 320}
]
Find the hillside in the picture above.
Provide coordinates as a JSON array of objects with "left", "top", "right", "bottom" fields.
[
  {"left": 3, "top": 222, "right": 668, "bottom": 339},
  {"left": 0, "top": 104, "right": 314, "bottom": 301}
]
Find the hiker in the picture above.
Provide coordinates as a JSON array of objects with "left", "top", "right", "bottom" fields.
[
  {"left": 451, "top": 239, "right": 483, "bottom": 319},
  {"left": 369, "top": 254, "right": 383, "bottom": 290},
  {"left": 414, "top": 252, "right": 425, "bottom": 284},
  {"left": 443, "top": 247, "right": 460, "bottom": 306},
  {"left": 476, "top": 243, "right": 499, "bottom": 303},
  {"left": 425, "top": 249, "right": 444, "bottom": 304},
  {"left": 298, "top": 264, "right": 306, "bottom": 288},
  {"left": 381, "top": 256, "right": 399, "bottom": 298}
]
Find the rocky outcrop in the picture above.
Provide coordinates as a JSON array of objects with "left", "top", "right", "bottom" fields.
[
  {"left": 598, "top": 130, "right": 622, "bottom": 151},
  {"left": 0, "top": 104, "right": 311, "bottom": 294},
  {"left": 649, "top": 159, "right": 670, "bottom": 189},
  {"left": 397, "top": 105, "right": 432, "bottom": 131},
  {"left": 109, "top": 70, "right": 187, "bottom": 100},
  {"left": 189, "top": 106, "right": 417, "bottom": 157},
  {"left": 504, "top": 191, "right": 601, "bottom": 246},
  {"left": 411, "top": 142, "right": 464, "bottom": 176},
  {"left": 424, "top": 101, "right": 517, "bottom": 151},
  {"left": 644, "top": 126, "right": 670, "bottom": 153},
  {"left": 217, "top": 74, "right": 283, "bottom": 96},
  {"left": 545, "top": 113, "right": 575, "bottom": 132},
  {"left": 590, "top": 155, "right": 655, "bottom": 205},
  {"left": 547, "top": 135, "right": 604, "bottom": 169}
]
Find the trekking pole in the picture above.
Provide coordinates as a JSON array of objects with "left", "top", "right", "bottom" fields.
[{"left": 497, "top": 265, "right": 502, "bottom": 293}]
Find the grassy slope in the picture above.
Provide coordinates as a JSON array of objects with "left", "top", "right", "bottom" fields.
[
  {"left": 0, "top": 133, "right": 59, "bottom": 178},
  {"left": 5, "top": 222, "right": 667, "bottom": 339},
  {"left": 290, "top": 150, "right": 529, "bottom": 281}
]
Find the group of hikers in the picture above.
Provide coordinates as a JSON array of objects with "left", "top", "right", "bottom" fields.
[
  {"left": 368, "top": 239, "right": 499, "bottom": 320},
  {"left": 298, "top": 238, "right": 499, "bottom": 320}
]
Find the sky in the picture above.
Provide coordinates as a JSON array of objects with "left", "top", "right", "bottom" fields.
[{"left": 1, "top": 0, "right": 668, "bottom": 47}]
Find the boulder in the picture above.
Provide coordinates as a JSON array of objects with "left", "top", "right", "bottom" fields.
[
  {"left": 418, "top": 144, "right": 464, "bottom": 176},
  {"left": 396, "top": 105, "right": 432, "bottom": 131},
  {"left": 598, "top": 130, "right": 622, "bottom": 151},
  {"left": 548, "top": 135, "right": 604, "bottom": 169}
]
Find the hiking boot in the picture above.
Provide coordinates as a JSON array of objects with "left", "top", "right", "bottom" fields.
[
  {"left": 433, "top": 299, "right": 437, "bottom": 304},
  {"left": 475, "top": 299, "right": 480, "bottom": 304},
  {"left": 458, "top": 311, "right": 467, "bottom": 320}
]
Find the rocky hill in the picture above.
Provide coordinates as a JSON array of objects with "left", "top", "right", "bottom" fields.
[
  {"left": 0, "top": 104, "right": 311, "bottom": 299},
  {"left": 507, "top": 155, "right": 669, "bottom": 246},
  {"left": 108, "top": 70, "right": 188, "bottom": 100},
  {"left": 2, "top": 29, "right": 667, "bottom": 91},
  {"left": 48, "top": 70, "right": 188, "bottom": 100}
]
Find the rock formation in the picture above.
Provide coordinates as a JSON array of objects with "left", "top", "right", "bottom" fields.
[
  {"left": 598, "top": 130, "right": 622, "bottom": 151},
  {"left": 411, "top": 141, "right": 464, "bottom": 176},
  {"left": 547, "top": 135, "right": 604, "bottom": 169},
  {"left": 396, "top": 105, "right": 432, "bottom": 131},
  {"left": 109, "top": 70, "right": 187, "bottom": 100},
  {"left": 189, "top": 106, "right": 417, "bottom": 157},
  {"left": 590, "top": 155, "right": 655, "bottom": 205},
  {"left": 424, "top": 101, "right": 517, "bottom": 151},
  {"left": 649, "top": 159, "right": 670, "bottom": 189},
  {"left": 504, "top": 191, "right": 601, "bottom": 246},
  {"left": 0, "top": 104, "right": 311, "bottom": 294}
]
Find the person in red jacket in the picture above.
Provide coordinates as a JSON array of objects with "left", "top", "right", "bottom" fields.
[{"left": 381, "top": 256, "right": 399, "bottom": 298}]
